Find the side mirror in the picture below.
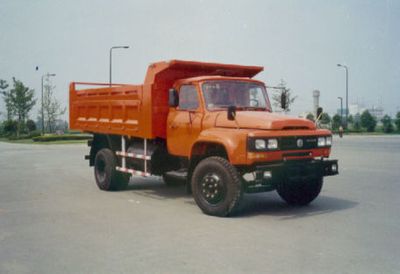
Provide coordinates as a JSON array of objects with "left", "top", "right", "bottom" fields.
[
  {"left": 280, "top": 90, "right": 287, "bottom": 110},
  {"left": 317, "top": 107, "right": 323, "bottom": 119},
  {"left": 169, "top": 88, "right": 179, "bottom": 107},
  {"left": 227, "top": 105, "right": 236, "bottom": 121}
]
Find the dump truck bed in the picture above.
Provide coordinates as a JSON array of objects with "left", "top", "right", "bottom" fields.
[
  {"left": 69, "top": 82, "right": 149, "bottom": 138},
  {"left": 69, "top": 60, "right": 263, "bottom": 139}
]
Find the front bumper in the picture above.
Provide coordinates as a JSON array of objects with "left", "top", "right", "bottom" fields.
[{"left": 246, "top": 159, "right": 339, "bottom": 193}]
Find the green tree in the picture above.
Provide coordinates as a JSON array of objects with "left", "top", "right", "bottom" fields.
[
  {"left": 360, "top": 110, "right": 377, "bottom": 132},
  {"left": 2, "top": 120, "right": 18, "bottom": 136},
  {"left": 319, "top": 112, "right": 331, "bottom": 125},
  {"left": 353, "top": 113, "right": 361, "bottom": 131},
  {"left": 395, "top": 112, "right": 400, "bottom": 132},
  {"left": 332, "top": 114, "right": 341, "bottom": 130},
  {"left": 26, "top": 119, "right": 37, "bottom": 132},
  {"left": 271, "top": 79, "right": 296, "bottom": 112},
  {"left": 9, "top": 78, "right": 36, "bottom": 136},
  {"left": 42, "top": 78, "right": 66, "bottom": 133},
  {"left": 347, "top": 114, "right": 354, "bottom": 125},
  {"left": 306, "top": 113, "right": 315, "bottom": 121},
  {"left": 0, "top": 79, "right": 13, "bottom": 120},
  {"left": 381, "top": 115, "right": 394, "bottom": 133}
]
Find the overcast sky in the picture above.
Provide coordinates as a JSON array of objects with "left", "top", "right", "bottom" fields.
[{"left": 1, "top": 0, "right": 399, "bottom": 120}]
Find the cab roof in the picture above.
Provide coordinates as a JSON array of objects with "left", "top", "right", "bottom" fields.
[{"left": 175, "top": 75, "right": 265, "bottom": 86}]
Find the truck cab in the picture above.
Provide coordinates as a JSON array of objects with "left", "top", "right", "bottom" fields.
[
  {"left": 164, "top": 75, "right": 338, "bottom": 216},
  {"left": 167, "top": 76, "right": 269, "bottom": 157}
]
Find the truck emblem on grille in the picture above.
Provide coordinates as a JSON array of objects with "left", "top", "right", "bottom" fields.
[{"left": 297, "top": 139, "right": 303, "bottom": 148}]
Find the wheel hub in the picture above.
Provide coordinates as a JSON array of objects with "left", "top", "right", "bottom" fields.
[{"left": 200, "top": 173, "right": 224, "bottom": 204}]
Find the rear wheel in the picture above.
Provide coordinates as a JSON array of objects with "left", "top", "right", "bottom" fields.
[
  {"left": 94, "top": 148, "right": 130, "bottom": 191},
  {"left": 277, "top": 177, "right": 323, "bottom": 206},
  {"left": 191, "top": 157, "right": 243, "bottom": 217}
]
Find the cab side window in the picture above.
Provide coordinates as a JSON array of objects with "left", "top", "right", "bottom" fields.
[{"left": 179, "top": 85, "right": 199, "bottom": 110}]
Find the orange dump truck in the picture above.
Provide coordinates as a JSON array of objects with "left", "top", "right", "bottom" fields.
[{"left": 70, "top": 60, "right": 338, "bottom": 216}]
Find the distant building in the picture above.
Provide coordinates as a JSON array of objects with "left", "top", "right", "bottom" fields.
[
  {"left": 368, "top": 106, "right": 384, "bottom": 121},
  {"left": 336, "top": 104, "right": 365, "bottom": 116},
  {"left": 336, "top": 103, "right": 384, "bottom": 121},
  {"left": 349, "top": 104, "right": 366, "bottom": 116}
]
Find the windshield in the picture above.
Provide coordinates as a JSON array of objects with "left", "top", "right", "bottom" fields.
[{"left": 202, "top": 81, "right": 271, "bottom": 111}]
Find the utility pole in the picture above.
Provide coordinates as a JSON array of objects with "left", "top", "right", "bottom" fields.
[
  {"left": 338, "top": 96, "right": 343, "bottom": 127},
  {"left": 337, "top": 64, "right": 349, "bottom": 129}
]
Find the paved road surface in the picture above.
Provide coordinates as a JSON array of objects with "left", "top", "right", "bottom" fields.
[{"left": 0, "top": 135, "right": 399, "bottom": 274}]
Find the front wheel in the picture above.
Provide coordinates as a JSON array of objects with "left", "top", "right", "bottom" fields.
[
  {"left": 191, "top": 157, "right": 243, "bottom": 217},
  {"left": 276, "top": 177, "right": 323, "bottom": 206}
]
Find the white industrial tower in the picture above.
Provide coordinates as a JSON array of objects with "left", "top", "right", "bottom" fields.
[{"left": 313, "top": 90, "right": 320, "bottom": 117}]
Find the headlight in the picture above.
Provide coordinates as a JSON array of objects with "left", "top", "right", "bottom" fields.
[
  {"left": 326, "top": 136, "right": 332, "bottom": 146},
  {"left": 251, "top": 138, "right": 279, "bottom": 151},
  {"left": 267, "top": 139, "right": 278, "bottom": 150},
  {"left": 255, "top": 139, "right": 266, "bottom": 150},
  {"left": 318, "top": 136, "right": 332, "bottom": 147},
  {"left": 317, "top": 137, "right": 326, "bottom": 147}
]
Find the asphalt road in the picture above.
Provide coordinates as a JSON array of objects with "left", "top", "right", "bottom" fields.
[{"left": 0, "top": 135, "right": 399, "bottom": 274}]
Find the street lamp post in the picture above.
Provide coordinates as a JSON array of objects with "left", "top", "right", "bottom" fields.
[
  {"left": 41, "top": 73, "right": 56, "bottom": 135},
  {"left": 337, "top": 96, "right": 343, "bottom": 127},
  {"left": 109, "top": 46, "right": 129, "bottom": 86},
  {"left": 337, "top": 64, "right": 349, "bottom": 128}
]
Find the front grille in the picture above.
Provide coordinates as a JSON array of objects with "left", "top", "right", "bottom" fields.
[
  {"left": 280, "top": 136, "right": 318, "bottom": 150},
  {"left": 247, "top": 135, "right": 324, "bottom": 152}
]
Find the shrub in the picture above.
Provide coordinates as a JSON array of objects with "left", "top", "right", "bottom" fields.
[
  {"left": 28, "top": 130, "right": 41, "bottom": 138},
  {"left": 8, "top": 134, "right": 31, "bottom": 140}
]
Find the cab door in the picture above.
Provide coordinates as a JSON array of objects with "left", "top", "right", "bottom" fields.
[{"left": 167, "top": 84, "right": 204, "bottom": 157}]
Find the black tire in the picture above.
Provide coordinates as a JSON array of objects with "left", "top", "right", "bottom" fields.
[
  {"left": 277, "top": 177, "right": 323, "bottom": 206},
  {"left": 94, "top": 148, "right": 130, "bottom": 191},
  {"left": 191, "top": 156, "right": 243, "bottom": 217}
]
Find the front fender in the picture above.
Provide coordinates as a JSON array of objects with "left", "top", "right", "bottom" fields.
[{"left": 191, "top": 128, "right": 250, "bottom": 165}]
